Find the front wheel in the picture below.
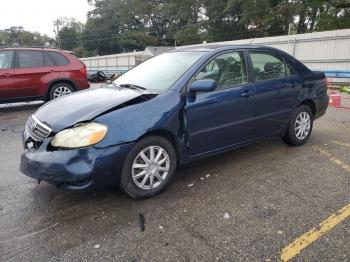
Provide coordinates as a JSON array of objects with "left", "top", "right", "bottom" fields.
[
  {"left": 120, "top": 136, "right": 177, "bottom": 199},
  {"left": 283, "top": 105, "right": 313, "bottom": 146}
]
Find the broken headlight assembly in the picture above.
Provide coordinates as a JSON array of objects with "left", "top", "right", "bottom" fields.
[{"left": 51, "top": 122, "right": 107, "bottom": 149}]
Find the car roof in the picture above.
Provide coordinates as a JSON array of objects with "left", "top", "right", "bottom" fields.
[
  {"left": 173, "top": 44, "right": 282, "bottom": 53},
  {"left": 0, "top": 47, "right": 72, "bottom": 53}
]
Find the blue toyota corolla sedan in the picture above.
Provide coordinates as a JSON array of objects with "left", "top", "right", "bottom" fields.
[{"left": 20, "top": 45, "right": 329, "bottom": 199}]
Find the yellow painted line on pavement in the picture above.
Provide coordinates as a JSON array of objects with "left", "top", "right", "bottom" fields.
[
  {"left": 332, "top": 140, "right": 350, "bottom": 149},
  {"left": 280, "top": 146, "right": 350, "bottom": 261},
  {"left": 316, "top": 146, "right": 350, "bottom": 173},
  {"left": 281, "top": 203, "right": 350, "bottom": 261}
]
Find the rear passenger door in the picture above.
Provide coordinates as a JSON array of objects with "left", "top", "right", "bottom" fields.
[
  {"left": 249, "top": 51, "right": 300, "bottom": 137},
  {"left": 13, "top": 50, "right": 47, "bottom": 98}
]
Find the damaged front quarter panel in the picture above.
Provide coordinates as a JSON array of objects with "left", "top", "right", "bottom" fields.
[{"left": 94, "top": 89, "right": 187, "bottom": 153}]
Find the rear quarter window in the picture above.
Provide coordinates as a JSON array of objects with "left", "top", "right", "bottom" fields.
[{"left": 46, "top": 52, "right": 69, "bottom": 66}]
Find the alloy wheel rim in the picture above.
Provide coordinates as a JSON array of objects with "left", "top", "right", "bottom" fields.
[
  {"left": 53, "top": 86, "right": 72, "bottom": 98},
  {"left": 132, "top": 146, "right": 170, "bottom": 190},
  {"left": 295, "top": 111, "right": 311, "bottom": 140}
]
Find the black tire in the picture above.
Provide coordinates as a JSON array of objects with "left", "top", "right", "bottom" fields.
[
  {"left": 49, "top": 83, "right": 75, "bottom": 100},
  {"left": 283, "top": 105, "right": 314, "bottom": 146},
  {"left": 120, "top": 136, "right": 177, "bottom": 199}
]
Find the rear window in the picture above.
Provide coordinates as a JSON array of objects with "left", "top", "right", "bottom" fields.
[
  {"left": 46, "top": 51, "right": 69, "bottom": 66},
  {"left": 18, "top": 51, "right": 44, "bottom": 68}
]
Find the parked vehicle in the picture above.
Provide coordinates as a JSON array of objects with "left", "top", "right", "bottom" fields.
[
  {"left": 20, "top": 45, "right": 329, "bottom": 199},
  {"left": 88, "top": 70, "right": 107, "bottom": 83},
  {"left": 0, "top": 47, "right": 90, "bottom": 103}
]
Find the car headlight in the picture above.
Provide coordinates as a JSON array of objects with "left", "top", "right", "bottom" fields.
[{"left": 51, "top": 123, "right": 107, "bottom": 149}]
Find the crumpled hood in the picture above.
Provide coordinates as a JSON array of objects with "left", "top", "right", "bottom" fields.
[{"left": 34, "top": 86, "right": 148, "bottom": 132}]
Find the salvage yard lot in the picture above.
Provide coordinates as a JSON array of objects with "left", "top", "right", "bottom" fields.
[{"left": 0, "top": 102, "right": 349, "bottom": 261}]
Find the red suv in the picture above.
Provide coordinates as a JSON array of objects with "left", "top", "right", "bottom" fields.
[{"left": 0, "top": 47, "right": 90, "bottom": 103}]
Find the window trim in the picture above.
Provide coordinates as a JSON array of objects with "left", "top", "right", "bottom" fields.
[
  {"left": 186, "top": 49, "right": 250, "bottom": 93},
  {"left": 15, "top": 50, "right": 45, "bottom": 69},
  {"left": 248, "top": 50, "right": 291, "bottom": 83},
  {"left": 283, "top": 58, "right": 298, "bottom": 77},
  {"left": 0, "top": 50, "right": 15, "bottom": 70}
]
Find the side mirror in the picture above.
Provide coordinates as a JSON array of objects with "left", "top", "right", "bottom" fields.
[{"left": 189, "top": 79, "right": 216, "bottom": 93}]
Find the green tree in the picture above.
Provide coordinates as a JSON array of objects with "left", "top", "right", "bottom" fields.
[
  {"left": 316, "top": 1, "right": 350, "bottom": 30},
  {"left": 53, "top": 0, "right": 350, "bottom": 56},
  {"left": 56, "top": 18, "right": 84, "bottom": 51},
  {"left": 0, "top": 26, "right": 54, "bottom": 47}
]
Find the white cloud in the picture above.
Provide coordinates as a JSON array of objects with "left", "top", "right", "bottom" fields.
[{"left": 0, "top": 0, "right": 92, "bottom": 37}]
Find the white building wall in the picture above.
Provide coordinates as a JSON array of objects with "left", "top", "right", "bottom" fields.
[
  {"left": 182, "top": 29, "right": 350, "bottom": 76},
  {"left": 80, "top": 51, "right": 145, "bottom": 75},
  {"left": 81, "top": 29, "right": 350, "bottom": 78}
]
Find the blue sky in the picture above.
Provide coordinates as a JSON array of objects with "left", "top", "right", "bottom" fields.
[{"left": 0, "top": 0, "right": 92, "bottom": 37}]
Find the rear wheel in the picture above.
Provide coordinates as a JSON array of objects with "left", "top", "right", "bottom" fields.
[
  {"left": 120, "top": 136, "right": 177, "bottom": 199},
  {"left": 49, "top": 83, "right": 74, "bottom": 100},
  {"left": 283, "top": 105, "right": 313, "bottom": 146}
]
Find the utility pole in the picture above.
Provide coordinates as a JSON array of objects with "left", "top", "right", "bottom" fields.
[
  {"left": 55, "top": 19, "right": 61, "bottom": 49},
  {"left": 288, "top": 24, "right": 291, "bottom": 35}
]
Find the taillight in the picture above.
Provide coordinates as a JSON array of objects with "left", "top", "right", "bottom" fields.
[
  {"left": 325, "top": 78, "right": 330, "bottom": 89},
  {"left": 80, "top": 64, "right": 87, "bottom": 77}
]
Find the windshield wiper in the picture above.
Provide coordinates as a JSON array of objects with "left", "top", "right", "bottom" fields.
[{"left": 119, "top": 84, "right": 147, "bottom": 90}]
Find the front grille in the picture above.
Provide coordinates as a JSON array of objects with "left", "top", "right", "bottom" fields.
[{"left": 26, "top": 115, "right": 52, "bottom": 142}]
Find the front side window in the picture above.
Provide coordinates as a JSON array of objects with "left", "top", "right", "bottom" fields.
[
  {"left": 196, "top": 52, "right": 248, "bottom": 90},
  {"left": 18, "top": 51, "right": 44, "bottom": 68},
  {"left": 0, "top": 51, "right": 14, "bottom": 69},
  {"left": 250, "top": 52, "right": 286, "bottom": 81}
]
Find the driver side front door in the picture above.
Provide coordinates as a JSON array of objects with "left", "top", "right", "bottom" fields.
[{"left": 186, "top": 51, "right": 255, "bottom": 157}]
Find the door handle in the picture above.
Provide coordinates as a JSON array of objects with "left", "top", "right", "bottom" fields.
[
  {"left": 287, "top": 82, "right": 297, "bottom": 88},
  {"left": 241, "top": 90, "right": 252, "bottom": 98},
  {"left": 1, "top": 73, "right": 11, "bottom": 77}
]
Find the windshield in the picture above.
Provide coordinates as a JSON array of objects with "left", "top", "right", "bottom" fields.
[{"left": 114, "top": 51, "right": 206, "bottom": 92}]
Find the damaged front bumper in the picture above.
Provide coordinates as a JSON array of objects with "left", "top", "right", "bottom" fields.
[{"left": 20, "top": 135, "right": 134, "bottom": 190}]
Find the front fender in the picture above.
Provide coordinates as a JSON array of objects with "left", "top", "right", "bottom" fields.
[{"left": 94, "top": 90, "right": 184, "bottom": 148}]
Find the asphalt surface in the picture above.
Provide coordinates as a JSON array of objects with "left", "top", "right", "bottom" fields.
[{"left": 0, "top": 100, "right": 349, "bottom": 262}]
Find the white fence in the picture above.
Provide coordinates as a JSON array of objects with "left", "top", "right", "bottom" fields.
[
  {"left": 183, "top": 29, "right": 350, "bottom": 79},
  {"left": 81, "top": 29, "right": 350, "bottom": 80},
  {"left": 80, "top": 51, "right": 146, "bottom": 76}
]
